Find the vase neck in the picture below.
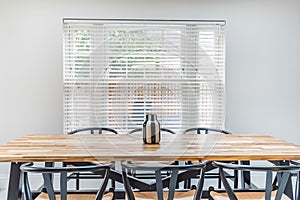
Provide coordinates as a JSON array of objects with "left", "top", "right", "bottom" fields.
[{"left": 146, "top": 114, "right": 157, "bottom": 121}]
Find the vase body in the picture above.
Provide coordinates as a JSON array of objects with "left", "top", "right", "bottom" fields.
[{"left": 143, "top": 113, "right": 160, "bottom": 144}]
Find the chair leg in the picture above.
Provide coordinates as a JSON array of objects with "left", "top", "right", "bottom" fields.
[
  {"left": 234, "top": 169, "right": 238, "bottom": 188},
  {"left": 167, "top": 171, "right": 178, "bottom": 200},
  {"left": 95, "top": 170, "right": 110, "bottom": 200},
  {"left": 194, "top": 168, "right": 205, "bottom": 200},
  {"left": 219, "top": 168, "right": 238, "bottom": 200},
  {"left": 295, "top": 171, "right": 300, "bottom": 200},
  {"left": 121, "top": 168, "right": 135, "bottom": 200},
  {"left": 23, "top": 172, "right": 32, "bottom": 200},
  {"left": 274, "top": 172, "right": 290, "bottom": 200},
  {"left": 76, "top": 173, "right": 80, "bottom": 190},
  {"left": 218, "top": 170, "right": 222, "bottom": 188},
  {"left": 184, "top": 161, "right": 192, "bottom": 189},
  {"left": 265, "top": 171, "right": 273, "bottom": 200},
  {"left": 208, "top": 186, "right": 215, "bottom": 200},
  {"left": 111, "top": 179, "right": 115, "bottom": 190},
  {"left": 184, "top": 177, "right": 191, "bottom": 189},
  {"left": 42, "top": 173, "right": 56, "bottom": 200},
  {"left": 155, "top": 171, "right": 164, "bottom": 200},
  {"left": 60, "top": 171, "right": 67, "bottom": 200}
]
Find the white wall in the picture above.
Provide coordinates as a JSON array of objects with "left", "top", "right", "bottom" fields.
[{"left": 0, "top": 0, "right": 300, "bottom": 189}]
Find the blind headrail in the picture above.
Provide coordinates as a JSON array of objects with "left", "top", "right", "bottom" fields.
[{"left": 63, "top": 18, "right": 226, "bottom": 25}]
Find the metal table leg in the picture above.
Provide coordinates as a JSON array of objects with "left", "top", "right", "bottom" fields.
[
  {"left": 240, "top": 160, "right": 251, "bottom": 188},
  {"left": 7, "top": 162, "right": 23, "bottom": 200}
]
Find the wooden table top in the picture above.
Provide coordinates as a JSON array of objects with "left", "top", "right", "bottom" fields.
[{"left": 1, "top": 133, "right": 300, "bottom": 162}]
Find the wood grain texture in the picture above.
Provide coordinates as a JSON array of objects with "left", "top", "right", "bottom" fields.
[
  {"left": 35, "top": 192, "right": 113, "bottom": 200},
  {"left": 210, "top": 190, "right": 290, "bottom": 200},
  {"left": 0, "top": 133, "right": 300, "bottom": 162},
  {"left": 131, "top": 190, "right": 196, "bottom": 200}
]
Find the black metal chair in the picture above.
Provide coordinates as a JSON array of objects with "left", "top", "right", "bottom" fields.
[
  {"left": 209, "top": 161, "right": 299, "bottom": 200},
  {"left": 21, "top": 162, "right": 113, "bottom": 200},
  {"left": 122, "top": 161, "right": 206, "bottom": 200},
  {"left": 65, "top": 127, "right": 118, "bottom": 191},
  {"left": 183, "top": 127, "right": 238, "bottom": 189},
  {"left": 68, "top": 127, "right": 118, "bottom": 135},
  {"left": 182, "top": 127, "right": 231, "bottom": 135}
]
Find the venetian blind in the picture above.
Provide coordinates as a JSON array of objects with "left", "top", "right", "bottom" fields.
[{"left": 63, "top": 19, "right": 226, "bottom": 134}]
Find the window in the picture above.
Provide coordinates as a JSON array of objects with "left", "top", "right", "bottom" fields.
[{"left": 63, "top": 19, "right": 225, "bottom": 133}]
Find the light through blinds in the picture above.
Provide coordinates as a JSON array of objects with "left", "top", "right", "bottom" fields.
[{"left": 63, "top": 19, "right": 226, "bottom": 134}]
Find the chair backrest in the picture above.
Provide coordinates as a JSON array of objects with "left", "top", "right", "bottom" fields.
[
  {"left": 20, "top": 162, "right": 112, "bottom": 200},
  {"left": 128, "top": 127, "right": 176, "bottom": 134},
  {"left": 212, "top": 161, "right": 300, "bottom": 200},
  {"left": 68, "top": 127, "right": 118, "bottom": 134},
  {"left": 121, "top": 162, "right": 206, "bottom": 200},
  {"left": 183, "top": 127, "right": 231, "bottom": 134}
]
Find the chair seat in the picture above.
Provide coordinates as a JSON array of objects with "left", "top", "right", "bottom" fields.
[
  {"left": 127, "top": 190, "right": 196, "bottom": 200},
  {"left": 210, "top": 190, "right": 290, "bottom": 200},
  {"left": 35, "top": 192, "right": 113, "bottom": 200}
]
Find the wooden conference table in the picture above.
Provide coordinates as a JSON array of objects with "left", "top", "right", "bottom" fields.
[{"left": 2, "top": 133, "right": 300, "bottom": 200}]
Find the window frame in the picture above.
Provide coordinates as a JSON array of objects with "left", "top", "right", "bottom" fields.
[{"left": 63, "top": 19, "right": 226, "bottom": 134}]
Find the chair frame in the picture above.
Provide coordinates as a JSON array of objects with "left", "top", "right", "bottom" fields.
[
  {"left": 183, "top": 127, "right": 238, "bottom": 189},
  {"left": 122, "top": 162, "right": 206, "bottom": 200},
  {"left": 68, "top": 127, "right": 118, "bottom": 135},
  {"left": 182, "top": 127, "right": 231, "bottom": 134},
  {"left": 66, "top": 127, "right": 118, "bottom": 190},
  {"left": 212, "top": 161, "right": 300, "bottom": 200},
  {"left": 20, "top": 162, "right": 112, "bottom": 200}
]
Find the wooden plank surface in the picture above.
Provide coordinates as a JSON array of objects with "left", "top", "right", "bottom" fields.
[{"left": 0, "top": 133, "right": 300, "bottom": 162}]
